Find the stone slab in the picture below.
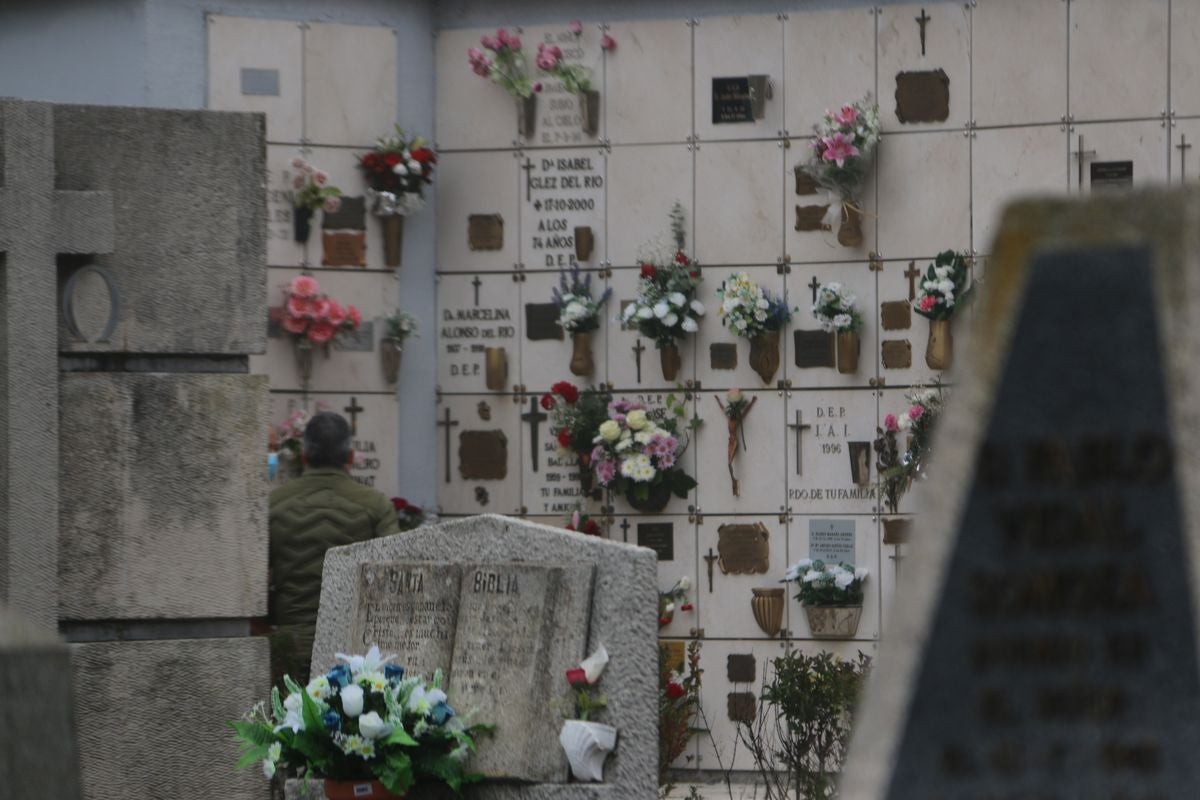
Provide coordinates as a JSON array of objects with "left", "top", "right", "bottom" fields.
[{"left": 59, "top": 373, "right": 268, "bottom": 619}]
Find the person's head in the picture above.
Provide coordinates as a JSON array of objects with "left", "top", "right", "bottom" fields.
[{"left": 302, "top": 411, "right": 354, "bottom": 469}]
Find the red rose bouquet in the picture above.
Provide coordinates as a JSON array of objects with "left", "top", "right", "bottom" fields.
[{"left": 357, "top": 126, "right": 437, "bottom": 218}]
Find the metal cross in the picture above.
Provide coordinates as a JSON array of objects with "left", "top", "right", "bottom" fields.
[
  {"left": 632, "top": 338, "right": 646, "bottom": 383},
  {"left": 619, "top": 518, "right": 631, "bottom": 542},
  {"left": 915, "top": 8, "right": 931, "bottom": 56},
  {"left": 436, "top": 407, "right": 459, "bottom": 484},
  {"left": 343, "top": 397, "right": 365, "bottom": 435},
  {"left": 904, "top": 261, "right": 921, "bottom": 301},
  {"left": 471, "top": 275, "right": 483, "bottom": 306},
  {"left": 787, "top": 409, "right": 812, "bottom": 476},
  {"left": 808, "top": 275, "right": 821, "bottom": 304},
  {"left": 890, "top": 544, "right": 906, "bottom": 579},
  {"left": 703, "top": 548, "right": 719, "bottom": 593},
  {"left": 1179, "top": 134, "right": 1193, "bottom": 181},
  {"left": 521, "top": 396, "right": 548, "bottom": 472},
  {"left": 521, "top": 157, "right": 536, "bottom": 202},
  {"left": 1072, "top": 134, "right": 1097, "bottom": 191}
]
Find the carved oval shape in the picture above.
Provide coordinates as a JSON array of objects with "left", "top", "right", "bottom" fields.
[{"left": 62, "top": 264, "right": 120, "bottom": 343}]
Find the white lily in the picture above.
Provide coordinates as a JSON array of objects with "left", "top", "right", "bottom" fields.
[{"left": 335, "top": 645, "right": 396, "bottom": 676}]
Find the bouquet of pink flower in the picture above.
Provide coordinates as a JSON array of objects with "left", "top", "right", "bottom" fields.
[
  {"left": 290, "top": 156, "right": 342, "bottom": 213},
  {"left": 468, "top": 28, "right": 541, "bottom": 98},
  {"left": 808, "top": 97, "right": 880, "bottom": 203},
  {"left": 589, "top": 396, "right": 698, "bottom": 509},
  {"left": 281, "top": 275, "right": 362, "bottom": 345},
  {"left": 913, "top": 250, "right": 973, "bottom": 321}
]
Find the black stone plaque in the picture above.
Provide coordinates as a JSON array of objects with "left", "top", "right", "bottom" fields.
[
  {"left": 712, "top": 77, "right": 755, "bottom": 124},
  {"left": 727, "top": 692, "right": 756, "bottom": 723},
  {"left": 795, "top": 204, "right": 831, "bottom": 232},
  {"left": 525, "top": 302, "right": 564, "bottom": 341},
  {"left": 468, "top": 214, "right": 504, "bottom": 251},
  {"left": 794, "top": 329, "right": 836, "bottom": 368},
  {"left": 321, "top": 195, "right": 366, "bottom": 230},
  {"left": 710, "top": 342, "right": 738, "bottom": 370},
  {"left": 637, "top": 522, "right": 674, "bottom": 561},
  {"left": 727, "top": 654, "right": 756, "bottom": 683},
  {"left": 1091, "top": 161, "right": 1134, "bottom": 190},
  {"left": 886, "top": 246, "right": 1200, "bottom": 797},
  {"left": 880, "top": 300, "right": 912, "bottom": 331},
  {"left": 881, "top": 339, "right": 912, "bottom": 369},
  {"left": 894, "top": 69, "right": 951, "bottom": 124},
  {"left": 331, "top": 320, "right": 374, "bottom": 352},
  {"left": 458, "top": 430, "right": 508, "bottom": 480}
]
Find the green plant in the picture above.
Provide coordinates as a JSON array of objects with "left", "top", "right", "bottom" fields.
[
  {"left": 658, "top": 640, "right": 702, "bottom": 795},
  {"left": 383, "top": 310, "right": 419, "bottom": 343}
]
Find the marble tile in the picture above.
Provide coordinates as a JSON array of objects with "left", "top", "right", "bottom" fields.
[
  {"left": 1068, "top": 120, "right": 1169, "bottom": 194},
  {"left": 605, "top": 19, "right": 693, "bottom": 145},
  {"left": 876, "top": 131, "right": 970, "bottom": 259},
  {"left": 303, "top": 22, "right": 398, "bottom": 147},
  {"left": 696, "top": 515, "right": 790, "bottom": 640},
  {"left": 521, "top": 23, "right": 606, "bottom": 148},
  {"left": 784, "top": 138, "right": 878, "bottom": 263},
  {"left": 695, "top": 266, "right": 786, "bottom": 388},
  {"left": 692, "top": 389, "right": 787, "bottom": 514},
  {"left": 207, "top": 15, "right": 303, "bottom": 144},
  {"left": 266, "top": 144, "right": 310, "bottom": 267},
  {"left": 972, "top": 125, "right": 1069, "bottom": 254},
  {"left": 435, "top": 393, "right": 523, "bottom": 516},
  {"left": 972, "top": 0, "right": 1067, "bottom": 127},
  {"left": 436, "top": 150, "right": 520, "bottom": 272},
  {"left": 783, "top": 389, "right": 879, "bottom": 516},
  {"left": 647, "top": 515, "right": 701, "bottom": 638},
  {"left": 785, "top": 515, "right": 881, "bottom": 641},
  {"left": 875, "top": 258, "right": 962, "bottom": 386},
  {"left": 877, "top": 2, "right": 971, "bottom": 131},
  {"left": 605, "top": 145, "right": 693, "bottom": 267},
  {"left": 1069, "top": 0, "right": 1168, "bottom": 123},
  {"left": 784, "top": 262, "right": 878, "bottom": 390},
  {"left": 435, "top": 27, "right": 527, "bottom": 150},
  {"left": 1168, "top": 120, "right": 1200, "bottom": 185},
  {"left": 1171, "top": 0, "right": 1200, "bottom": 118},
  {"left": 694, "top": 140, "right": 785, "bottom": 266},
  {"left": 605, "top": 267, "right": 698, "bottom": 392},
  {"left": 436, "top": 272, "right": 521, "bottom": 393},
  {"left": 519, "top": 148, "right": 607, "bottom": 270},
  {"left": 694, "top": 639, "right": 791, "bottom": 772},
  {"left": 694, "top": 15, "right": 785, "bottom": 142},
  {"left": 783, "top": 8, "right": 876, "bottom": 137}
]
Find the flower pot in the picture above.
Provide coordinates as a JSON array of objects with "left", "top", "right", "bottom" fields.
[
  {"left": 837, "top": 202, "right": 864, "bottom": 248},
  {"left": 323, "top": 779, "right": 404, "bottom": 799},
  {"left": 659, "top": 343, "right": 681, "bottom": 382},
  {"left": 294, "top": 337, "right": 314, "bottom": 383},
  {"left": 382, "top": 214, "right": 404, "bottom": 268},
  {"left": 578, "top": 89, "right": 601, "bottom": 136},
  {"left": 748, "top": 330, "right": 781, "bottom": 385},
  {"left": 293, "top": 206, "right": 313, "bottom": 243},
  {"left": 804, "top": 605, "right": 863, "bottom": 639},
  {"left": 751, "top": 587, "right": 785, "bottom": 638},
  {"left": 559, "top": 719, "right": 617, "bottom": 782},
  {"left": 837, "top": 329, "right": 860, "bottom": 374},
  {"left": 570, "top": 331, "right": 595, "bottom": 376},
  {"left": 485, "top": 347, "right": 508, "bottom": 391},
  {"left": 926, "top": 318, "right": 953, "bottom": 370},
  {"left": 517, "top": 94, "right": 538, "bottom": 139},
  {"left": 626, "top": 482, "right": 672, "bottom": 513},
  {"left": 380, "top": 338, "right": 403, "bottom": 383}
]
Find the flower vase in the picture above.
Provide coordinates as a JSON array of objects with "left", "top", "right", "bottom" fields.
[
  {"left": 293, "top": 206, "right": 313, "bottom": 243},
  {"left": 659, "top": 343, "right": 682, "bottom": 382},
  {"left": 804, "top": 605, "right": 863, "bottom": 639},
  {"left": 837, "top": 202, "right": 864, "bottom": 248},
  {"left": 926, "top": 319, "right": 953, "bottom": 370},
  {"left": 382, "top": 214, "right": 404, "bottom": 267},
  {"left": 750, "top": 587, "right": 785, "bottom": 638},
  {"left": 485, "top": 346, "right": 508, "bottom": 391},
  {"left": 626, "top": 482, "right": 671, "bottom": 513},
  {"left": 517, "top": 94, "right": 538, "bottom": 139},
  {"left": 836, "top": 330, "right": 860, "bottom": 374},
  {"left": 748, "top": 330, "right": 781, "bottom": 385},
  {"left": 559, "top": 719, "right": 618, "bottom": 782},
  {"left": 323, "top": 779, "right": 404, "bottom": 799},
  {"left": 294, "top": 337, "right": 314, "bottom": 383},
  {"left": 579, "top": 89, "right": 601, "bottom": 136},
  {"left": 570, "top": 331, "right": 595, "bottom": 376},
  {"left": 380, "top": 338, "right": 403, "bottom": 383}
]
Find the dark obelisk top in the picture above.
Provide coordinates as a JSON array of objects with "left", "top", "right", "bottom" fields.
[{"left": 840, "top": 190, "right": 1200, "bottom": 798}]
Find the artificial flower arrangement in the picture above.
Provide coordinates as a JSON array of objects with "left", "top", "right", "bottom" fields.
[
  {"left": 784, "top": 559, "right": 870, "bottom": 638},
  {"left": 553, "top": 264, "right": 612, "bottom": 376},
  {"left": 589, "top": 394, "right": 699, "bottom": 513},
  {"left": 281, "top": 275, "right": 362, "bottom": 383},
  {"left": 716, "top": 272, "right": 791, "bottom": 385},
  {"left": 806, "top": 97, "right": 881, "bottom": 247},
  {"left": 290, "top": 155, "right": 343, "bottom": 243},
  {"left": 469, "top": 28, "right": 542, "bottom": 137},
  {"left": 231, "top": 646, "right": 492, "bottom": 798},
  {"left": 811, "top": 281, "right": 864, "bottom": 374},
  {"left": 564, "top": 506, "right": 603, "bottom": 536},
  {"left": 658, "top": 639, "right": 701, "bottom": 790},
  {"left": 356, "top": 126, "right": 437, "bottom": 267},
  {"left": 391, "top": 497, "right": 427, "bottom": 532},
  {"left": 543, "top": 381, "right": 613, "bottom": 499},
  {"left": 559, "top": 645, "right": 616, "bottom": 782},
  {"left": 875, "top": 383, "right": 946, "bottom": 514},
  {"left": 621, "top": 203, "right": 705, "bottom": 381},
  {"left": 533, "top": 25, "right": 616, "bottom": 136},
  {"left": 715, "top": 389, "right": 757, "bottom": 497},
  {"left": 380, "top": 310, "right": 419, "bottom": 383},
  {"left": 913, "top": 250, "right": 974, "bottom": 370},
  {"left": 658, "top": 576, "right": 694, "bottom": 628}
]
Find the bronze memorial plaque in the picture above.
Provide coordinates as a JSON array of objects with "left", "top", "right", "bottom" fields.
[
  {"left": 458, "top": 430, "right": 508, "bottom": 480},
  {"left": 794, "top": 329, "right": 837, "bottom": 369},
  {"left": 881, "top": 339, "right": 913, "bottom": 369},
  {"left": 727, "top": 692, "right": 756, "bottom": 723},
  {"left": 727, "top": 653, "right": 756, "bottom": 683},
  {"left": 795, "top": 204, "right": 832, "bottom": 232},
  {"left": 322, "top": 232, "right": 366, "bottom": 267},
  {"left": 880, "top": 300, "right": 912, "bottom": 331},
  {"left": 794, "top": 165, "right": 820, "bottom": 196},
  {"left": 895, "top": 69, "right": 951, "bottom": 124},
  {"left": 717, "top": 522, "right": 770, "bottom": 575},
  {"left": 661, "top": 641, "right": 686, "bottom": 674},
  {"left": 525, "top": 302, "right": 564, "bottom": 341},
  {"left": 468, "top": 214, "right": 504, "bottom": 251},
  {"left": 710, "top": 342, "right": 738, "bottom": 371}
]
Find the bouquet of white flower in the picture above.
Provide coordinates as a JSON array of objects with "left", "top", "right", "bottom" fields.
[
  {"left": 784, "top": 559, "right": 868, "bottom": 607},
  {"left": 811, "top": 282, "right": 863, "bottom": 332}
]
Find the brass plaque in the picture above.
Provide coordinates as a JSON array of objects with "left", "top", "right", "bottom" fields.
[
  {"left": 794, "top": 329, "right": 836, "bottom": 369},
  {"left": 727, "top": 654, "right": 756, "bottom": 683},
  {"left": 717, "top": 522, "right": 770, "bottom": 575},
  {"left": 525, "top": 302, "right": 564, "bottom": 341},
  {"left": 795, "top": 204, "right": 832, "bottom": 232},
  {"left": 468, "top": 214, "right": 504, "bottom": 251},
  {"left": 321, "top": 195, "right": 366, "bottom": 230},
  {"left": 848, "top": 441, "right": 872, "bottom": 486},
  {"left": 881, "top": 300, "right": 912, "bottom": 331},
  {"left": 574, "top": 225, "right": 594, "bottom": 261},
  {"left": 710, "top": 342, "right": 738, "bottom": 370},
  {"left": 727, "top": 692, "right": 756, "bottom": 723},
  {"left": 321, "top": 231, "right": 366, "bottom": 267},
  {"left": 661, "top": 641, "right": 685, "bottom": 674},
  {"left": 895, "top": 69, "right": 951, "bottom": 124},
  {"left": 458, "top": 430, "right": 508, "bottom": 480},
  {"left": 882, "top": 517, "right": 913, "bottom": 545},
  {"left": 881, "top": 339, "right": 913, "bottom": 369},
  {"left": 793, "top": 165, "right": 820, "bottom": 196}
]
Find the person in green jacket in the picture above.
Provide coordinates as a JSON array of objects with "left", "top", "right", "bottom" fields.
[{"left": 268, "top": 411, "right": 400, "bottom": 683}]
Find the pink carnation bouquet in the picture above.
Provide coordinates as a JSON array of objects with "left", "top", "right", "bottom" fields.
[
  {"left": 281, "top": 275, "right": 362, "bottom": 345},
  {"left": 588, "top": 396, "right": 697, "bottom": 507}
]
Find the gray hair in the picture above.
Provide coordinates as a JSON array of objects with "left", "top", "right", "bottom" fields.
[{"left": 303, "top": 411, "right": 353, "bottom": 468}]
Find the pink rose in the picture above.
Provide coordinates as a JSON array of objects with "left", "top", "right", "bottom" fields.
[
  {"left": 496, "top": 28, "right": 511, "bottom": 46},
  {"left": 289, "top": 275, "right": 319, "bottom": 298},
  {"left": 532, "top": 81, "right": 544, "bottom": 93},
  {"left": 282, "top": 315, "right": 308, "bottom": 334},
  {"left": 323, "top": 196, "right": 342, "bottom": 213},
  {"left": 883, "top": 413, "right": 899, "bottom": 433},
  {"left": 918, "top": 295, "right": 937, "bottom": 312},
  {"left": 311, "top": 298, "right": 331, "bottom": 320},
  {"left": 569, "top": 19, "right": 583, "bottom": 35},
  {"left": 909, "top": 404, "right": 925, "bottom": 421},
  {"left": 326, "top": 299, "right": 346, "bottom": 326},
  {"left": 307, "top": 320, "right": 336, "bottom": 343},
  {"left": 286, "top": 295, "right": 313, "bottom": 318},
  {"left": 313, "top": 170, "right": 328, "bottom": 186},
  {"left": 478, "top": 36, "right": 497, "bottom": 51},
  {"left": 601, "top": 33, "right": 616, "bottom": 51},
  {"left": 290, "top": 156, "right": 306, "bottom": 169},
  {"left": 292, "top": 176, "right": 305, "bottom": 190},
  {"left": 346, "top": 305, "right": 363, "bottom": 329},
  {"left": 508, "top": 35, "right": 522, "bottom": 50}
]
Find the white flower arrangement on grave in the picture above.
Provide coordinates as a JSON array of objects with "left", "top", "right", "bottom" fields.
[
  {"left": 784, "top": 559, "right": 869, "bottom": 608},
  {"left": 554, "top": 264, "right": 612, "bottom": 377},
  {"left": 913, "top": 250, "right": 975, "bottom": 370},
  {"left": 717, "top": 271, "right": 791, "bottom": 384},
  {"left": 811, "top": 281, "right": 865, "bottom": 374}
]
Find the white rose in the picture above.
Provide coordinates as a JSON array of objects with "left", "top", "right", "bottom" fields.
[
  {"left": 565, "top": 301, "right": 587, "bottom": 317},
  {"left": 834, "top": 571, "right": 855, "bottom": 589},
  {"left": 392, "top": 163, "right": 409, "bottom": 176},
  {"left": 599, "top": 420, "right": 621, "bottom": 442},
  {"left": 627, "top": 409, "right": 649, "bottom": 430},
  {"left": 898, "top": 414, "right": 912, "bottom": 431},
  {"left": 663, "top": 313, "right": 678, "bottom": 327},
  {"left": 637, "top": 306, "right": 654, "bottom": 319},
  {"left": 938, "top": 280, "right": 955, "bottom": 294},
  {"left": 653, "top": 301, "right": 670, "bottom": 318},
  {"left": 340, "top": 684, "right": 364, "bottom": 717},
  {"left": 854, "top": 567, "right": 869, "bottom": 581},
  {"left": 691, "top": 299, "right": 705, "bottom": 316},
  {"left": 407, "top": 160, "right": 421, "bottom": 172},
  {"left": 669, "top": 292, "right": 686, "bottom": 307},
  {"left": 722, "top": 297, "right": 739, "bottom": 313},
  {"left": 263, "top": 759, "right": 276, "bottom": 779},
  {"left": 621, "top": 304, "right": 636, "bottom": 321},
  {"left": 681, "top": 317, "right": 699, "bottom": 333},
  {"left": 358, "top": 711, "right": 393, "bottom": 740}
]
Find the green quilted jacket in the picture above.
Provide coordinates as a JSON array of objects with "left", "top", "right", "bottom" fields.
[{"left": 268, "top": 468, "right": 400, "bottom": 668}]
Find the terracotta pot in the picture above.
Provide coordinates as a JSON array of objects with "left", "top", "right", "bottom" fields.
[
  {"left": 659, "top": 343, "right": 682, "bottom": 382},
  {"left": 294, "top": 337, "right": 314, "bottom": 383},
  {"left": 804, "top": 605, "right": 863, "bottom": 639},
  {"left": 323, "top": 779, "right": 404, "bottom": 799},
  {"left": 380, "top": 338, "right": 402, "bottom": 383},
  {"left": 382, "top": 214, "right": 404, "bottom": 267},
  {"left": 517, "top": 94, "right": 537, "bottom": 138},
  {"left": 570, "top": 331, "right": 595, "bottom": 376},
  {"left": 485, "top": 347, "right": 507, "bottom": 391},
  {"left": 837, "top": 203, "right": 864, "bottom": 248},
  {"left": 837, "top": 329, "right": 860, "bottom": 374},
  {"left": 578, "top": 89, "right": 601, "bottom": 136},
  {"left": 293, "top": 206, "right": 313, "bottom": 243},
  {"left": 751, "top": 588, "right": 785, "bottom": 638},
  {"left": 748, "top": 330, "right": 781, "bottom": 385},
  {"left": 625, "top": 481, "right": 672, "bottom": 513},
  {"left": 926, "top": 318, "right": 953, "bottom": 370}
]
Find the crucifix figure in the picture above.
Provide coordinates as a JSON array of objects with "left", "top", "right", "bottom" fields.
[
  {"left": 915, "top": 8, "right": 931, "bottom": 56},
  {"left": 471, "top": 275, "right": 483, "bottom": 306},
  {"left": 1072, "top": 134, "right": 1097, "bottom": 191},
  {"left": 787, "top": 409, "right": 812, "bottom": 476},
  {"left": 619, "top": 518, "right": 631, "bottom": 542},
  {"left": 521, "top": 396, "right": 548, "bottom": 472},
  {"left": 521, "top": 156, "right": 535, "bottom": 202},
  {"left": 632, "top": 338, "right": 646, "bottom": 383},
  {"left": 436, "top": 407, "right": 459, "bottom": 484},
  {"left": 904, "top": 261, "right": 921, "bottom": 301},
  {"left": 343, "top": 396, "right": 364, "bottom": 435},
  {"left": 808, "top": 275, "right": 821, "bottom": 304},
  {"left": 1179, "top": 134, "right": 1193, "bottom": 181},
  {"left": 703, "top": 548, "right": 719, "bottom": 592}
]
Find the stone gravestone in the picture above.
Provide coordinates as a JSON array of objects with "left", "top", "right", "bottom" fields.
[
  {"left": 840, "top": 189, "right": 1200, "bottom": 797},
  {"left": 303, "top": 514, "right": 658, "bottom": 798}
]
